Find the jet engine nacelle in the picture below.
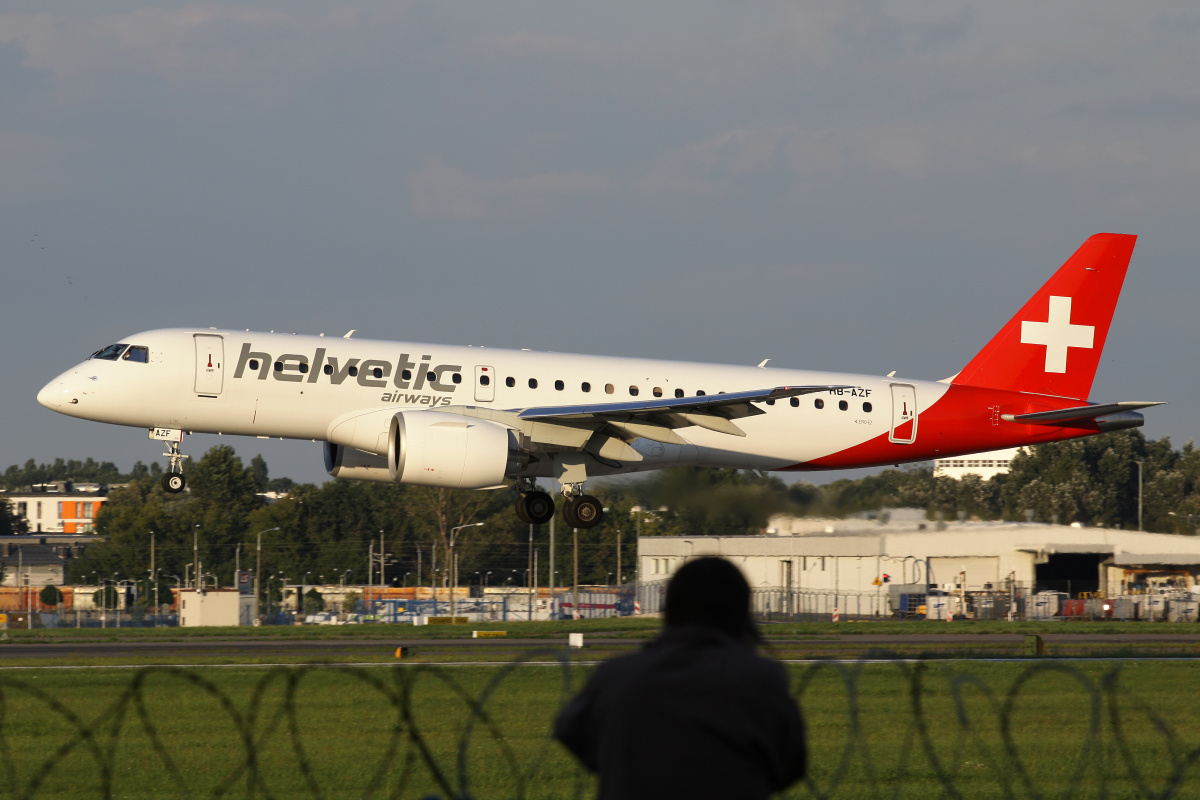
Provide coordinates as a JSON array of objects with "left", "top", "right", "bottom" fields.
[
  {"left": 389, "top": 410, "right": 524, "bottom": 489},
  {"left": 323, "top": 442, "right": 392, "bottom": 483}
]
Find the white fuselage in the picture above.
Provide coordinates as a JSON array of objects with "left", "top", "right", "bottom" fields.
[{"left": 37, "top": 328, "right": 957, "bottom": 477}]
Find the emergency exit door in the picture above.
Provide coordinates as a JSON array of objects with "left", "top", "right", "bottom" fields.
[
  {"left": 889, "top": 383, "right": 917, "bottom": 444},
  {"left": 474, "top": 365, "right": 496, "bottom": 402},
  {"left": 194, "top": 334, "right": 224, "bottom": 395}
]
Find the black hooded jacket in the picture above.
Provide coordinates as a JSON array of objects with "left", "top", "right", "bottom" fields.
[{"left": 554, "top": 625, "right": 806, "bottom": 800}]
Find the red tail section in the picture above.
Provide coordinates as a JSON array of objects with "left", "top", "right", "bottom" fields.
[{"left": 952, "top": 233, "right": 1136, "bottom": 400}]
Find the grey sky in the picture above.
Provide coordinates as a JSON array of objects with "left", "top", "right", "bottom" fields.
[{"left": 2, "top": 2, "right": 1197, "bottom": 486}]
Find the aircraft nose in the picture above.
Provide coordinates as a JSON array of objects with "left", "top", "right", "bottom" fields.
[{"left": 37, "top": 377, "right": 75, "bottom": 410}]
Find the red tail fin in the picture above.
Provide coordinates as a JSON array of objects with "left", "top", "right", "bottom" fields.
[{"left": 952, "top": 233, "right": 1136, "bottom": 400}]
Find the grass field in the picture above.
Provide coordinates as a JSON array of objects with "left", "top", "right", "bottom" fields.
[{"left": 1, "top": 656, "right": 1198, "bottom": 799}]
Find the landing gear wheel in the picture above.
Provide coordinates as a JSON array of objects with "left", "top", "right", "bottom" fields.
[
  {"left": 564, "top": 495, "right": 604, "bottom": 529},
  {"left": 524, "top": 491, "right": 555, "bottom": 525},
  {"left": 162, "top": 473, "right": 186, "bottom": 493},
  {"left": 515, "top": 494, "right": 533, "bottom": 524}
]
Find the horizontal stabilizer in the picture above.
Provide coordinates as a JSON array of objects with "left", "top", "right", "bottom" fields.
[{"left": 1001, "top": 401, "right": 1164, "bottom": 425}]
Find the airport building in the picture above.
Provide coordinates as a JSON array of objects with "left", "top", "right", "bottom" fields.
[
  {"left": 0, "top": 482, "right": 111, "bottom": 533},
  {"left": 638, "top": 516, "right": 1200, "bottom": 599},
  {"left": 932, "top": 447, "right": 1020, "bottom": 480}
]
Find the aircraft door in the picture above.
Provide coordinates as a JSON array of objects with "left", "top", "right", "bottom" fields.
[
  {"left": 194, "top": 334, "right": 224, "bottom": 395},
  {"left": 474, "top": 365, "right": 495, "bottom": 403},
  {"left": 889, "top": 383, "right": 917, "bottom": 444}
]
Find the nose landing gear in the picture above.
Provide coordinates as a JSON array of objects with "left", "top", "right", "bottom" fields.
[{"left": 159, "top": 436, "right": 190, "bottom": 494}]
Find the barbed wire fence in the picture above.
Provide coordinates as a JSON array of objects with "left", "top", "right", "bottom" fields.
[{"left": 0, "top": 654, "right": 1197, "bottom": 799}]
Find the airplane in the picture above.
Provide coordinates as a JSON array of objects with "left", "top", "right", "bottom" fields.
[{"left": 37, "top": 233, "right": 1161, "bottom": 529}]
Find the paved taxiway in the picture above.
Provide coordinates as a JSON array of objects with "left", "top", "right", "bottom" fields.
[{"left": 1, "top": 633, "right": 1198, "bottom": 662}]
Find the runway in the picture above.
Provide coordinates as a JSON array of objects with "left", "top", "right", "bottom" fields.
[{"left": 1, "top": 632, "right": 1198, "bottom": 662}]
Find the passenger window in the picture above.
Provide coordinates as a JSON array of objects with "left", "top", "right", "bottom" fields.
[
  {"left": 274, "top": 362, "right": 283, "bottom": 372},
  {"left": 675, "top": 389, "right": 684, "bottom": 398},
  {"left": 863, "top": 402, "right": 872, "bottom": 413},
  {"left": 506, "top": 377, "right": 515, "bottom": 388},
  {"left": 790, "top": 397, "right": 799, "bottom": 407},
  {"left": 91, "top": 343, "right": 127, "bottom": 361},
  {"left": 373, "top": 367, "right": 384, "bottom": 379},
  {"left": 581, "top": 382, "right": 591, "bottom": 392},
  {"left": 402, "top": 369, "right": 412, "bottom": 380},
  {"left": 629, "top": 385, "right": 640, "bottom": 397},
  {"left": 348, "top": 366, "right": 359, "bottom": 377},
  {"left": 814, "top": 398, "right": 824, "bottom": 409},
  {"left": 697, "top": 390, "right": 706, "bottom": 396},
  {"left": 426, "top": 372, "right": 436, "bottom": 382},
  {"left": 653, "top": 387, "right": 663, "bottom": 397},
  {"left": 300, "top": 363, "right": 310, "bottom": 374},
  {"left": 251, "top": 360, "right": 261, "bottom": 371},
  {"left": 122, "top": 346, "right": 149, "bottom": 363},
  {"left": 528, "top": 378, "right": 538, "bottom": 389},
  {"left": 605, "top": 384, "right": 615, "bottom": 394},
  {"left": 323, "top": 364, "right": 333, "bottom": 375},
  {"left": 839, "top": 400, "right": 848, "bottom": 411},
  {"left": 452, "top": 373, "right": 462, "bottom": 384},
  {"left": 555, "top": 380, "right": 565, "bottom": 391},
  {"left": 480, "top": 375, "right": 491, "bottom": 386}
]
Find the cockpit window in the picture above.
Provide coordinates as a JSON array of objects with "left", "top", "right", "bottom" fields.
[
  {"left": 123, "top": 346, "right": 149, "bottom": 363},
  {"left": 91, "top": 343, "right": 128, "bottom": 360}
]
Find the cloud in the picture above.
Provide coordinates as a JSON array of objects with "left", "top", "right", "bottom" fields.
[
  {"left": 0, "top": 132, "right": 70, "bottom": 197},
  {"left": 0, "top": 6, "right": 358, "bottom": 86},
  {"left": 408, "top": 158, "right": 613, "bottom": 220}
]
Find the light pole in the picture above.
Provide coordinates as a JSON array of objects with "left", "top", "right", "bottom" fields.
[
  {"left": 485, "top": 571, "right": 492, "bottom": 589},
  {"left": 254, "top": 527, "right": 281, "bottom": 624},
  {"left": 449, "top": 523, "right": 485, "bottom": 620}
]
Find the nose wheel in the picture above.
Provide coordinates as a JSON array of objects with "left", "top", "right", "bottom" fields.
[{"left": 160, "top": 437, "right": 190, "bottom": 494}]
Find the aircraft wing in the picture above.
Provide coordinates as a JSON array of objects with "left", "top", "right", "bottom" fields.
[
  {"left": 518, "top": 385, "right": 849, "bottom": 438},
  {"left": 1001, "top": 401, "right": 1165, "bottom": 425}
]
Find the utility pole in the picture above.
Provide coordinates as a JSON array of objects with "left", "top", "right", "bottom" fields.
[
  {"left": 616, "top": 527, "right": 621, "bottom": 586},
  {"left": 549, "top": 515, "right": 556, "bottom": 603},
  {"left": 573, "top": 526, "right": 580, "bottom": 620},
  {"left": 1136, "top": 460, "right": 1145, "bottom": 531},
  {"left": 193, "top": 524, "right": 200, "bottom": 591},
  {"left": 379, "top": 531, "right": 386, "bottom": 587},
  {"left": 532, "top": 522, "right": 537, "bottom": 623}
]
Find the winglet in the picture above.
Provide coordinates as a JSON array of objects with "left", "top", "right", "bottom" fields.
[{"left": 952, "top": 234, "right": 1136, "bottom": 400}]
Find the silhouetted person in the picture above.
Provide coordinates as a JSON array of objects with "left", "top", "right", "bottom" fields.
[{"left": 555, "top": 557, "right": 806, "bottom": 800}]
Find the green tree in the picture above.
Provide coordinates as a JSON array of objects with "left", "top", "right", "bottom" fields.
[
  {"left": 92, "top": 585, "right": 119, "bottom": 610},
  {"left": 302, "top": 588, "right": 325, "bottom": 614},
  {"left": 40, "top": 585, "right": 63, "bottom": 607},
  {"left": 0, "top": 499, "right": 28, "bottom": 536},
  {"left": 341, "top": 590, "right": 361, "bottom": 614}
]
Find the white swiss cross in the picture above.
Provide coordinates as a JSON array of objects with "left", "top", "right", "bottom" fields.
[{"left": 1020, "top": 295, "right": 1094, "bottom": 374}]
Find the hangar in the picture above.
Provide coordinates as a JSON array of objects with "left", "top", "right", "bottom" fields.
[{"left": 638, "top": 514, "right": 1200, "bottom": 614}]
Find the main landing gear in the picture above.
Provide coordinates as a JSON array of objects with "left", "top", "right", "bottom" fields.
[
  {"left": 160, "top": 439, "right": 190, "bottom": 494},
  {"left": 513, "top": 482, "right": 605, "bottom": 529}
]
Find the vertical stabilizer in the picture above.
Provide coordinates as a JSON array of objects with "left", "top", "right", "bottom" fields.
[{"left": 952, "top": 233, "right": 1136, "bottom": 400}]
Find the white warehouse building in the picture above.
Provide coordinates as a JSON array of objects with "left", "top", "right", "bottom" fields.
[{"left": 639, "top": 518, "right": 1200, "bottom": 598}]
